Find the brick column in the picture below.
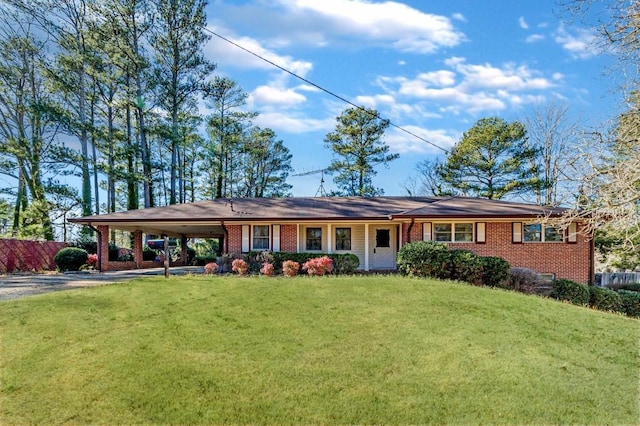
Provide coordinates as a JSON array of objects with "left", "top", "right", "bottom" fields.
[
  {"left": 97, "top": 225, "right": 110, "bottom": 271},
  {"left": 133, "top": 230, "right": 143, "bottom": 269},
  {"left": 181, "top": 235, "right": 188, "bottom": 266}
]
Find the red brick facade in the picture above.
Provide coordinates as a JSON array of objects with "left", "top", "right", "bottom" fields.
[
  {"left": 280, "top": 225, "right": 298, "bottom": 252},
  {"left": 226, "top": 225, "right": 243, "bottom": 254},
  {"left": 403, "top": 222, "right": 591, "bottom": 284}
]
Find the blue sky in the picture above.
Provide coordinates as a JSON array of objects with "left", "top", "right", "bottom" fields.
[{"left": 203, "top": 0, "right": 620, "bottom": 196}]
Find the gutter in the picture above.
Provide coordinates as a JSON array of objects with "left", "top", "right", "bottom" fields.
[{"left": 221, "top": 220, "right": 229, "bottom": 255}]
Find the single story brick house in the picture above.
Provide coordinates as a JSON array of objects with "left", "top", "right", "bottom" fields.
[{"left": 69, "top": 196, "right": 593, "bottom": 283}]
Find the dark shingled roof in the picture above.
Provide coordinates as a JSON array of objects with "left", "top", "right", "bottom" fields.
[{"left": 71, "top": 196, "right": 567, "bottom": 224}]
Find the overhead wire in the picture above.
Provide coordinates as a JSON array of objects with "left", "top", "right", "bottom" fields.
[{"left": 205, "top": 27, "right": 449, "bottom": 154}]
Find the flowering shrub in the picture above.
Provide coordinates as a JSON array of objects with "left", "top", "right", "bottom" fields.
[
  {"left": 87, "top": 253, "right": 98, "bottom": 267},
  {"left": 302, "top": 256, "right": 333, "bottom": 276},
  {"left": 260, "top": 262, "right": 274, "bottom": 276},
  {"left": 204, "top": 262, "right": 218, "bottom": 274},
  {"left": 232, "top": 258, "right": 249, "bottom": 275},
  {"left": 282, "top": 260, "right": 300, "bottom": 277}
]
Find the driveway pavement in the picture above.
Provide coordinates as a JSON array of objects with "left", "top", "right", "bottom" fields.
[{"left": 0, "top": 266, "right": 204, "bottom": 301}]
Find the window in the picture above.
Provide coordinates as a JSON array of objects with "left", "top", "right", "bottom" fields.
[
  {"left": 252, "top": 225, "right": 270, "bottom": 250},
  {"left": 306, "top": 227, "right": 322, "bottom": 251},
  {"left": 523, "top": 224, "right": 563, "bottom": 242},
  {"left": 376, "top": 229, "right": 390, "bottom": 247},
  {"left": 434, "top": 223, "right": 473, "bottom": 242},
  {"left": 434, "top": 223, "right": 452, "bottom": 242},
  {"left": 335, "top": 228, "right": 351, "bottom": 250},
  {"left": 454, "top": 223, "right": 473, "bottom": 242}
]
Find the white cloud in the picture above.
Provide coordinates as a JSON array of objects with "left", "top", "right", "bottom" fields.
[
  {"left": 378, "top": 58, "right": 556, "bottom": 115},
  {"left": 254, "top": 111, "right": 334, "bottom": 134},
  {"left": 554, "top": 25, "right": 599, "bottom": 59},
  {"left": 249, "top": 85, "right": 307, "bottom": 107},
  {"left": 451, "top": 13, "right": 467, "bottom": 23},
  {"left": 385, "top": 126, "right": 458, "bottom": 154},
  {"left": 205, "top": 26, "right": 313, "bottom": 77},
  {"left": 519, "top": 16, "right": 529, "bottom": 30},
  {"left": 276, "top": 0, "right": 465, "bottom": 53},
  {"left": 526, "top": 34, "right": 544, "bottom": 43}
]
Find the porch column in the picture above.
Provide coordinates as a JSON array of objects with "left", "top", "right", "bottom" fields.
[
  {"left": 327, "top": 223, "right": 332, "bottom": 254},
  {"left": 180, "top": 235, "right": 188, "bottom": 266},
  {"left": 364, "top": 223, "right": 370, "bottom": 271},
  {"left": 296, "top": 224, "right": 301, "bottom": 253},
  {"left": 97, "top": 225, "right": 110, "bottom": 271},
  {"left": 133, "top": 230, "right": 143, "bottom": 269}
]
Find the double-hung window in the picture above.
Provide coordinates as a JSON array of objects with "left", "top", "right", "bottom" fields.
[
  {"left": 306, "top": 227, "right": 322, "bottom": 251},
  {"left": 434, "top": 223, "right": 474, "bottom": 242},
  {"left": 523, "top": 224, "right": 563, "bottom": 242},
  {"left": 335, "top": 228, "right": 351, "bottom": 251},
  {"left": 252, "top": 225, "right": 270, "bottom": 250}
]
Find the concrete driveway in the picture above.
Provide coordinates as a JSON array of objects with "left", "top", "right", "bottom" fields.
[{"left": 0, "top": 266, "right": 204, "bottom": 301}]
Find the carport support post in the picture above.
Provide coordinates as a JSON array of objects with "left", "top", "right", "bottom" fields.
[
  {"left": 163, "top": 235, "right": 170, "bottom": 278},
  {"left": 180, "top": 235, "right": 188, "bottom": 266},
  {"left": 133, "top": 230, "right": 143, "bottom": 269}
]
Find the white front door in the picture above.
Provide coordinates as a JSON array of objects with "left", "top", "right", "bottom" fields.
[{"left": 372, "top": 227, "right": 395, "bottom": 269}]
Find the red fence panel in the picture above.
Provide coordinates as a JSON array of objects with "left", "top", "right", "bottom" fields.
[{"left": 0, "top": 239, "right": 68, "bottom": 273}]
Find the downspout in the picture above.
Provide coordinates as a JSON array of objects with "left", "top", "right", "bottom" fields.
[
  {"left": 221, "top": 220, "right": 229, "bottom": 255},
  {"left": 406, "top": 218, "right": 415, "bottom": 244},
  {"left": 589, "top": 229, "right": 595, "bottom": 286}
]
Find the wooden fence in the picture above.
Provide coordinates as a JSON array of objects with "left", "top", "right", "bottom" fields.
[
  {"left": 595, "top": 272, "right": 640, "bottom": 287},
  {"left": 0, "top": 239, "right": 67, "bottom": 274}
]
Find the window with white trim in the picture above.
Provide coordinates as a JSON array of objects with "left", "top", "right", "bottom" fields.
[
  {"left": 335, "top": 228, "right": 351, "bottom": 250},
  {"left": 434, "top": 223, "right": 474, "bottom": 242},
  {"left": 252, "top": 225, "right": 270, "bottom": 250},
  {"left": 523, "top": 224, "right": 563, "bottom": 242},
  {"left": 306, "top": 227, "right": 322, "bottom": 251}
]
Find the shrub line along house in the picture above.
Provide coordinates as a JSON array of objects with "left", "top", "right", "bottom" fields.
[{"left": 69, "top": 196, "right": 594, "bottom": 284}]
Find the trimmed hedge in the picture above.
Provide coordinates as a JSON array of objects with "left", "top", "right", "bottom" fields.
[
  {"left": 246, "top": 252, "right": 360, "bottom": 275},
  {"left": 396, "top": 241, "right": 510, "bottom": 287},
  {"left": 550, "top": 279, "right": 590, "bottom": 306},
  {"left": 480, "top": 256, "right": 511, "bottom": 287},
  {"left": 54, "top": 247, "right": 89, "bottom": 272},
  {"left": 396, "top": 241, "right": 452, "bottom": 279},
  {"left": 618, "top": 290, "right": 640, "bottom": 318},
  {"left": 589, "top": 286, "right": 621, "bottom": 312}
]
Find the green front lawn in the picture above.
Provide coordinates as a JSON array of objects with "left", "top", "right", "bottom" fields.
[{"left": 1, "top": 275, "right": 638, "bottom": 424}]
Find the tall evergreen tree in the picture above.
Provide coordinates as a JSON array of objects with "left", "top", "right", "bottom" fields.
[
  {"left": 151, "top": 0, "right": 215, "bottom": 205},
  {"left": 437, "top": 117, "right": 540, "bottom": 200},
  {"left": 325, "top": 107, "right": 398, "bottom": 196}
]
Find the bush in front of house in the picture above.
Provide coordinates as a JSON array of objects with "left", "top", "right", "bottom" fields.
[
  {"left": 617, "top": 290, "right": 640, "bottom": 317},
  {"left": 302, "top": 256, "right": 333, "bottom": 276},
  {"left": 479, "top": 256, "right": 511, "bottom": 287},
  {"left": 589, "top": 286, "right": 622, "bottom": 312},
  {"left": 550, "top": 279, "right": 590, "bottom": 306},
  {"left": 448, "top": 249, "right": 483, "bottom": 285},
  {"left": 246, "top": 252, "right": 360, "bottom": 275},
  {"left": 396, "top": 241, "right": 452, "bottom": 279},
  {"left": 607, "top": 282, "right": 640, "bottom": 293},
  {"left": 282, "top": 260, "right": 300, "bottom": 277},
  {"left": 502, "top": 267, "right": 549, "bottom": 294},
  {"left": 54, "top": 247, "right": 89, "bottom": 272}
]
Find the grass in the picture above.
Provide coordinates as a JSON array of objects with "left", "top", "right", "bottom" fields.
[{"left": 1, "top": 274, "right": 638, "bottom": 424}]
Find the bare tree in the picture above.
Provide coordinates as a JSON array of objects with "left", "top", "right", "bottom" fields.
[{"left": 524, "top": 101, "right": 580, "bottom": 206}]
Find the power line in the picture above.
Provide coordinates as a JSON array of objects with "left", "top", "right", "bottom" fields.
[{"left": 205, "top": 27, "right": 449, "bottom": 154}]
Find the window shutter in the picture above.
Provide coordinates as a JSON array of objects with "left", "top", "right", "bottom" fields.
[
  {"left": 241, "top": 225, "right": 250, "bottom": 252},
  {"left": 567, "top": 222, "right": 578, "bottom": 243},
  {"left": 423, "top": 222, "right": 432, "bottom": 241},
  {"left": 476, "top": 222, "right": 486, "bottom": 244},
  {"left": 512, "top": 222, "right": 523, "bottom": 243},
  {"left": 272, "top": 225, "right": 281, "bottom": 252}
]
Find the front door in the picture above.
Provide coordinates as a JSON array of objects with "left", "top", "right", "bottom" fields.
[{"left": 373, "top": 227, "right": 395, "bottom": 269}]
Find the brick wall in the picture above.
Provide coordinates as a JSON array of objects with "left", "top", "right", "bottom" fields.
[
  {"left": 226, "top": 225, "right": 242, "bottom": 254},
  {"left": 446, "top": 222, "right": 591, "bottom": 284},
  {"left": 0, "top": 239, "right": 68, "bottom": 273},
  {"left": 280, "top": 225, "right": 297, "bottom": 252}
]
